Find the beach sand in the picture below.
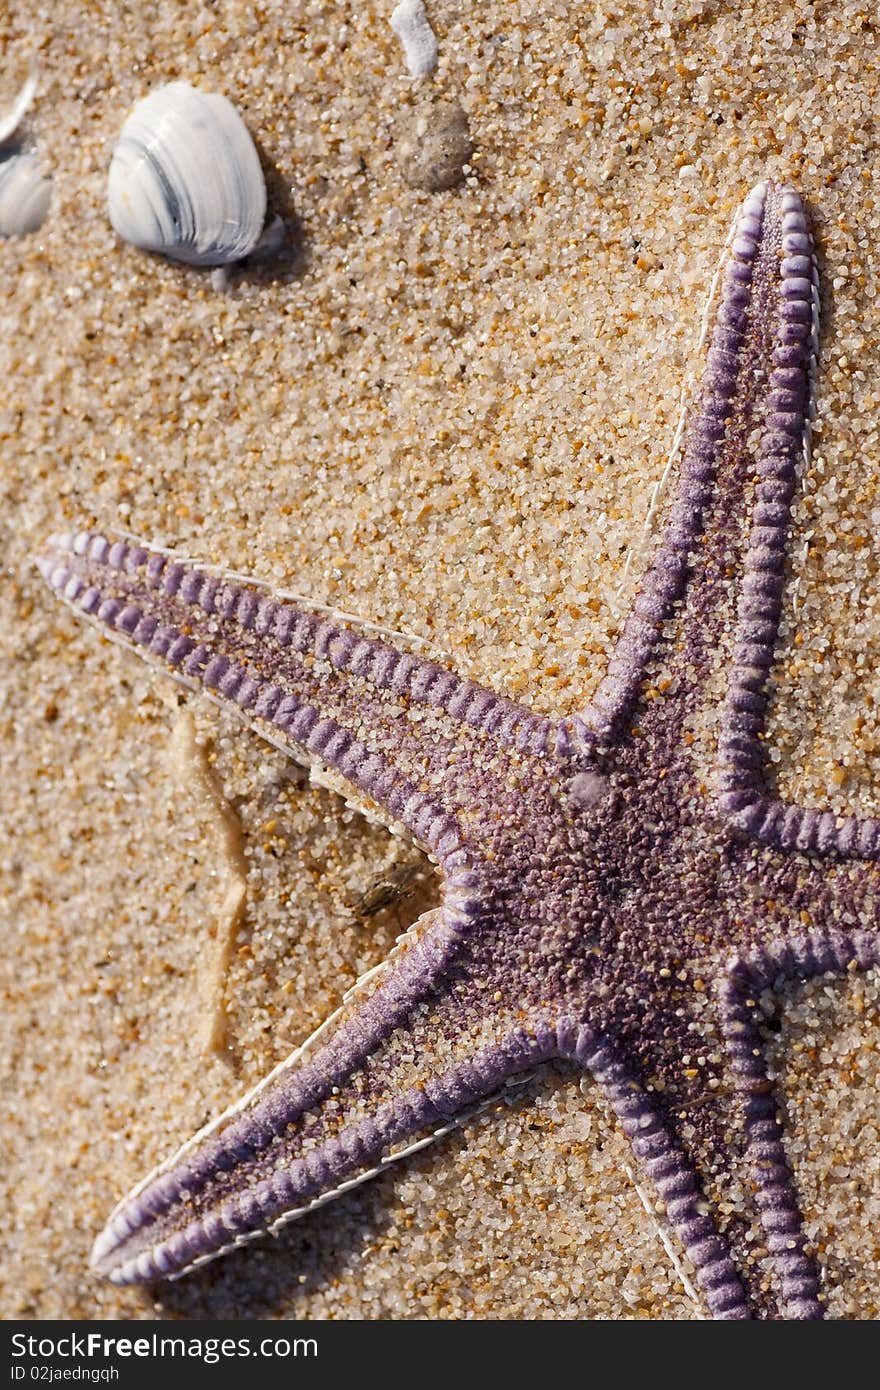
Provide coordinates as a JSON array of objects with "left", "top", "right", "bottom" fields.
[{"left": 1, "top": 0, "right": 879, "bottom": 1319}]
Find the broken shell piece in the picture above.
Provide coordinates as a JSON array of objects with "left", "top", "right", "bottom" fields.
[
  {"left": 0, "top": 73, "right": 37, "bottom": 145},
  {"left": 398, "top": 100, "right": 473, "bottom": 191},
  {"left": 107, "top": 81, "right": 267, "bottom": 267},
  {"left": 390, "top": 0, "right": 439, "bottom": 79},
  {"left": 0, "top": 148, "right": 51, "bottom": 236}
]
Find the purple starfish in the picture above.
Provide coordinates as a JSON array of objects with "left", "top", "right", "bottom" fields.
[{"left": 37, "top": 180, "right": 880, "bottom": 1319}]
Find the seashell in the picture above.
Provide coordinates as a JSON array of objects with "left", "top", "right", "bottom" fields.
[
  {"left": 107, "top": 81, "right": 267, "bottom": 267},
  {"left": 0, "top": 147, "right": 52, "bottom": 236},
  {"left": 0, "top": 72, "right": 51, "bottom": 237}
]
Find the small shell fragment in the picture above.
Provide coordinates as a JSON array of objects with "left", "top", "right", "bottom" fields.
[
  {"left": 0, "top": 73, "right": 36, "bottom": 145},
  {"left": 0, "top": 147, "right": 51, "bottom": 236},
  {"left": 107, "top": 81, "right": 268, "bottom": 267},
  {"left": 390, "top": 0, "right": 439, "bottom": 79}
]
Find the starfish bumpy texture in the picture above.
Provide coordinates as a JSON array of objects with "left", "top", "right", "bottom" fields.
[{"left": 37, "top": 181, "right": 880, "bottom": 1319}]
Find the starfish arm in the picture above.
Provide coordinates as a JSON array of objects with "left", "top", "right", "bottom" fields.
[
  {"left": 89, "top": 963, "right": 551, "bottom": 1285},
  {"left": 577, "top": 180, "right": 807, "bottom": 747},
  {"left": 557, "top": 1021, "right": 756, "bottom": 1319},
  {"left": 718, "top": 930, "right": 880, "bottom": 1319},
  {"left": 36, "top": 528, "right": 552, "bottom": 865},
  {"left": 710, "top": 206, "right": 880, "bottom": 859},
  {"left": 720, "top": 790, "right": 880, "bottom": 861},
  {"left": 576, "top": 180, "right": 880, "bottom": 860}
]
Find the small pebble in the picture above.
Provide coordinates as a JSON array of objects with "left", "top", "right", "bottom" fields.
[{"left": 398, "top": 99, "right": 473, "bottom": 192}]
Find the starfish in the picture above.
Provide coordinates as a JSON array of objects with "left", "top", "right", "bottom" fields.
[{"left": 36, "top": 180, "right": 880, "bottom": 1320}]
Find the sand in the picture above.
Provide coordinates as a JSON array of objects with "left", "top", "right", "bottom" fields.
[{"left": 1, "top": 0, "right": 879, "bottom": 1319}]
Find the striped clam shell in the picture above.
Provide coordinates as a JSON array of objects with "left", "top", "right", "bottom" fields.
[{"left": 107, "top": 81, "right": 267, "bottom": 267}]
